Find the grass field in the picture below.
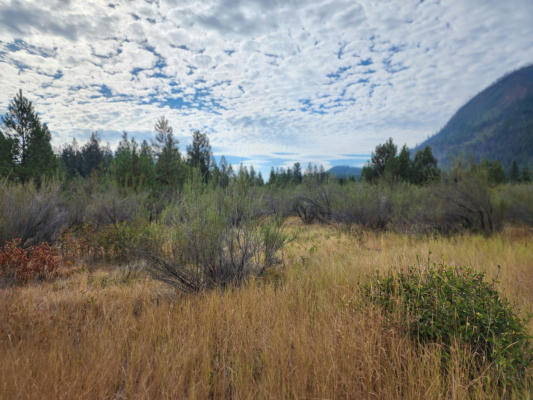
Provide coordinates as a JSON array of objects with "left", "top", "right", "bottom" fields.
[{"left": 1, "top": 221, "right": 532, "bottom": 399}]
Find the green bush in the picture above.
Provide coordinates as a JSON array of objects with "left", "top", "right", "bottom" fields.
[
  {"left": 94, "top": 221, "right": 144, "bottom": 263},
  {"left": 363, "top": 265, "right": 531, "bottom": 385}
]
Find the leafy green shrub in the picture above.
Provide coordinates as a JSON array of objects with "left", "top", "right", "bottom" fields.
[{"left": 363, "top": 265, "right": 531, "bottom": 385}]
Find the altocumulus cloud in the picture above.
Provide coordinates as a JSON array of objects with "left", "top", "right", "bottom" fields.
[{"left": 0, "top": 0, "right": 532, "bottom": 173}]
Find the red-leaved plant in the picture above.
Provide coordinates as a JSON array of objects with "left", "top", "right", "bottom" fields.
[{"left": 0, "top": 239, "right": 59, "bottom": 285}]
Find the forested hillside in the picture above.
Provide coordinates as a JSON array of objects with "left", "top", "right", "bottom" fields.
[{"left": 417, "top": 65, "right": 533, "bottom": 168}]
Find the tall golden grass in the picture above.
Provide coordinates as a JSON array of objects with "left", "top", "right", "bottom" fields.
[{"left": 1, "top": 222, "right": 531, "bottom": 399}]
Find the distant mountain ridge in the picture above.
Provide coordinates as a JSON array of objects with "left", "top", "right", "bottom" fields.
[
  {"left": 416, "top": 64, "right": 533, "bottom": 168},
  {"left": 328, "top": 165, "right": 362, "bottom": 178}
]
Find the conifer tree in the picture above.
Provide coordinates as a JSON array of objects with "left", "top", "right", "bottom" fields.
[
  {"left": 293, "top": 162, "right": 302, "bottom": 184},
  {"left": 521, "top": 166, "right": 530, "bottom": 183},
  {"left": 80, "top": 132, "right": 109, "bottom": 177},
  {"left": 61, "top": 139, "right": 83, "bottom": 178},
  {"left": 269, "top": 167, "right": 276, "bottom": 185},
  {"left": 395, "top": 145, "right": 412, "bottom": 182},
  {"left": 412, "top": 146, "right": 439, "bottom": 184},
  {"left": 509, "top": 160, "right": 520, "bottom": 183},
  {"left": 0, "top": 131, "right": 16, "bottom": 178},
  {"left": 153, "top": 117, "right": 182, "bottom": 188},
  {"left": 1, "top": 90, "right": 57, "bottom": 182},
  {"left": 186, "top": 130, "right": 212, "bottom": 182},
  {"left": 218, "top": 156, "right": 232, "bottom": 188}
]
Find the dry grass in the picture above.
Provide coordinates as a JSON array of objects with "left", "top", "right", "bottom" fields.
[{"left": 1, "top": 221, "right": 532, "bottom": 399}]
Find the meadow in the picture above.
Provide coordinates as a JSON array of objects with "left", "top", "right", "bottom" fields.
[{"left": 1, "top": 220, "right": 531, "bottom": 399}]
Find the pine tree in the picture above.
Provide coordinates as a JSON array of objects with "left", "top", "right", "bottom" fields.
[
  {"left": 249, "top": 165, "right": 257, "bottom": 185},
  {"left": 1, "top": 90, "right": 57, "bottom": 182},
  {"left": 257, "top": 171, "right": 264, "bottom": 186},
  {"left": 153, "top": 117, "right": 182, "bottom": 188},
  {"left": 293, "top": 162, "right": 302, "bottom": 184},
  {"left": 362, "top": 138, "right": 397, "bottom": 182},
  {"left": 209, "top": 158, "right": 221, "bottom": 187},
  {"left": 186, "top": 130, "right": 212, "bottom": 182},
  {"left": 412, "top": 146, "right": 439, "bottom": 184},
  {"left": 521, "top": 166, "right": 531, "bottom": 183},
  {"left": 218, "top": 156, "right": 232, "bottom": 188},
  {"left": 509, "top": 160, "right": 520, "bottom": 183},
  {"left": 487, "top": 160, "right": 506, "bottom": 185},
  {"left": 0, "top": 131, "right": 16, "bottom": 178},
  {"left": 61, "top": 139, "right": 83, "bottom": 178},
  {"left": 138, "top": 139, "right": 156, "bottom": 187},
  {"left": 238, "top": 164, "right": 250, "bottom": 184},
  {"left": 110, "top": 132, "right": 140, "bottom": 188},
  {"left": 372, "top": 138, "right": 397, "bottom": 176},
  {"left": 25, "top": 122, "right": 57, "bottom": 181},
  {"left": 80, "top": 132, "right": 108, "bottom": 177},
  {"left": 319, "top": 165, "right": 327, "bottom": 183},
  {"left": 395, "top": 145, "right": 412, "bottom": 182},
  {"left": 269, "top": 167, "right": 277, "bottom": 185}
]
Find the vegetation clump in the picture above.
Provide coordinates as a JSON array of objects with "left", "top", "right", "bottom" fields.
[
  {"left": 364, "top": 265, "right": 532, "bottom": 385},
  {"left": 142, "top": 180, "right": 289, "bottom": 292},
  {"left": 0, "top": 180, "right": 67, "bottom": 247},
  {"left": 0, "top": 239, "right": 59, "bottom": 285}
]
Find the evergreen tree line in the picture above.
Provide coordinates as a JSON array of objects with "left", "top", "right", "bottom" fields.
[
  {"left": 360, "top": 138, "right": 530, "bottom": 185},
  {"left": 361, "top": 138, "right": 440, "bottom": 184},
  {"left": 0, "top": 91, "right": 246, "bottom": 189},
  {"left": 0, "top": 91, "right": 530, "bottom": 188}
]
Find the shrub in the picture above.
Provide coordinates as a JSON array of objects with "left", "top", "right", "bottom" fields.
[
  {"left": 292, "top": 183, "right": 335, "bottom": 224},
  {"left": 61, "top": 178, "right": 91, "bottom": 228},
  {"left": 428, "top": 175, "right": 504, "bottom": 235},
  {"left": 86, "top": 186, "right": 147, "bottom": 228},
  {"left": 363, "top": 265, "right": 531, "bottom": 385},
  {"left": 330, "top": 182, "right": 392, "bottom": 229},
  {"left": 495, "top": 183, "right": 533, "bottom": 226},
  {"left": 57, "top": 221, "right": 145, "bottom": 265},
  {"left": 0, "top": 180, "right": 67, "bottom": 246},
  {"left": 0, "top": 239, "right": 59, "bottom": 285},
  {"left": 94, "top": 221, "right": 143, "bottom": 263},
  {"left": 263, "top": 186, "right": 293, "bottom": 218},
  {"left": 143, "top": 183, "right": 288, "bottom": 292},
  {"left": 260, "top": 216, "right": 290, "bottom": 268}
]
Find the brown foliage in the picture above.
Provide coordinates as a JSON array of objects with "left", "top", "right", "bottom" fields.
[{"left": 0, "top": 239, "right": 59, "bottom": 285}]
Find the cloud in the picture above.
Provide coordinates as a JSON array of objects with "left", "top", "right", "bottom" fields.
[{"left": 0, "top": 0, "right": 532, "bottom": 178}]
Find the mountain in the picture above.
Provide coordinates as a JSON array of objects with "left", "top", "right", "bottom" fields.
[
  {"left": 416, "top": 64, "right": 533, "bottom": 168},
  {"left": 328, "top": 165, "right": 362, "bottom": 179}
]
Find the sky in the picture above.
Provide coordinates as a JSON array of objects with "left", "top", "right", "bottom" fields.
[{"left": 0, "top": 0, "right": 532, "bottom": 176}]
